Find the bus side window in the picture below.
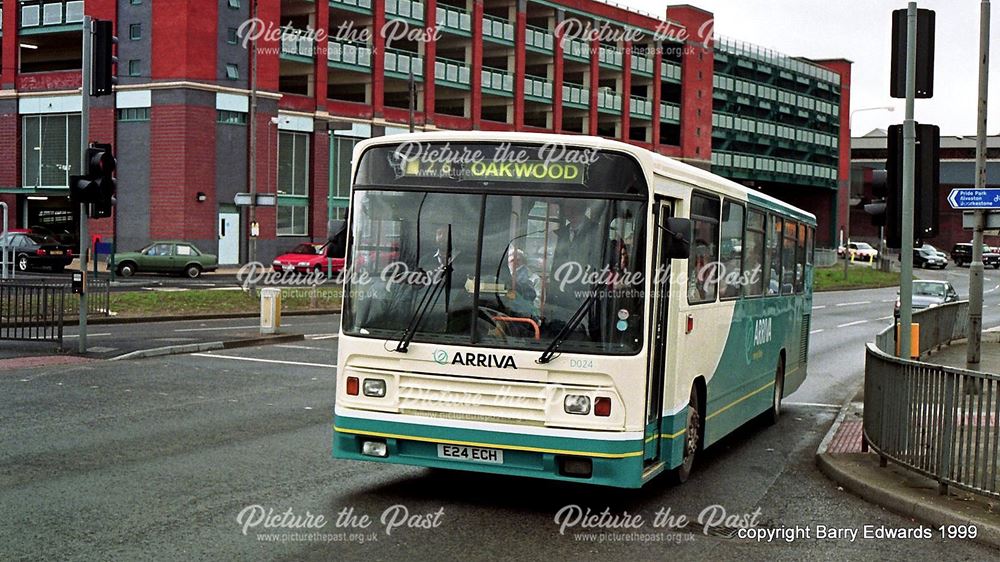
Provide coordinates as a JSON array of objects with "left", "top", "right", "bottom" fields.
[
  {"left": 765, "top": 215, "right": 782, "bottom": 295},
  {"left": 688, "top": 194, "right": 720, "bottom": 305},
  {"left": 744, "top": 210, "right": 766, "bottom": 297},
  {"left": 796, "top": 223, "right": 807, "bottom": 293},
  {"left": 719, "top": 199, "right": 744, "bottom": 300},
  {"left": 781, "top": 219, "right": 797, "bottom": 295}
]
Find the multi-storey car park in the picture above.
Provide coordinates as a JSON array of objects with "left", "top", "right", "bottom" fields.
[{"left": 0, "top": 0, "right": 850, "bottom": 264}]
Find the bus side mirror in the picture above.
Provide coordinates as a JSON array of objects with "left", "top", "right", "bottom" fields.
[{"left": 663, "top": 217, "right": 692, "bottom": 260}]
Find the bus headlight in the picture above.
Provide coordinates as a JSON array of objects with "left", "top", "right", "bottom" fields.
[
  {"left": 363, "top": 378, "right": 387, "bottom": 398},
  {"left": 564, "top": 395, "right": 591, "bottom": 415}
]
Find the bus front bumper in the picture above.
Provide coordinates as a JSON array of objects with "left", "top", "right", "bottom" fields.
[{"left": 333, "top": 412, "right": 649, "bottom": 488}]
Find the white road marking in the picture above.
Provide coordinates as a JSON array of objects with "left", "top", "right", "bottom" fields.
[
  {"left": 306, "top": 334, "right": 339, "bottom": 340},
  {"left": 837, "top": 320, "right": 868, "bottom": 328},
  {"left": 836, "top": 301, "right": 870, "bottom": 307},
  {"left": 63, "top": 333, "right": 112, "bottom": 338},
  {"left": 173, "top": 325, "right": 292, "bottom": 333},
  {"left": 876, "top": 316, "right": 895, "bottom": 321},
  {"left": 190, "top": 353, "right": 336, "bottom": 369},
  {"left": 810, "top": 329, "right": 824, "bottom": 335},
  {"left": 811, "top": 305, "right": 826, "bottom": 310},
  {"left": 275, "top": 344, "right": 328, "bottom": 351},
  {"left": 784, "top": 402, "right": 842, "bottom": 409}
]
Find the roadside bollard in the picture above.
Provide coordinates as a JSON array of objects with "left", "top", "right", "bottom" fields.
[{"left": 260, "top": 287, "right": 282, "bottom": 335}]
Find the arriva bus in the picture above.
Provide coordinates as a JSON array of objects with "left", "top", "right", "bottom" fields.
[{"left": 333, "top": 132, "right": 815, "bottom": 487}]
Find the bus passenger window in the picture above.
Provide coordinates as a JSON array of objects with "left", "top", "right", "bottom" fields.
[
  {"left": 796, "top": 223, "right": 807, "bottom": 293},
  {"left": 766, "top": 215, "right": 782, "bottom": 295},
  {"left": 781, "top": 220, "right": 797, "bottom": 295},
  {"left": 744, "top": 210, "right": 766, "bottom": 297},
  {"left": 719, "top": 200, "right": 744, "bottom": 299},
  {"left": 688, "top": 194, "right": 721, "bottom": 304}
]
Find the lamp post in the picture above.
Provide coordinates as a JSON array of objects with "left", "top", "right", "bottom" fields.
[{"left": 846, "top": 105, "right": 896, "bottom": 279}]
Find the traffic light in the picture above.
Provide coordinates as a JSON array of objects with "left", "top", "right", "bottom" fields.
[
  {"left": 69, "top": 143, "right": 116, "bottom": 218},
  {"left": 864, "top": 169, "right": 888, "bottom": 228},
  {"left": 92, "top": 20, "right": 118, "bottom": 97},
  {"left": 890, "top": 8, "right": 935, "bottom": 99},
  {"left": 884, "top": 123, "right": 940, "bottom": 248}
]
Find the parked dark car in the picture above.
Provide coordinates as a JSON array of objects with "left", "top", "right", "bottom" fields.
[
  {"left": 951, "top": 243, "right": 1000, "bottom": 268},
  {"left": 0, "top": 232, "right": 74, "bottom": 272},
  {"left": 913, "top": 246, "right": 947, "bottom": 269}
]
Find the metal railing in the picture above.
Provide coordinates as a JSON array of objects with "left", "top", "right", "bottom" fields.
[
  {"left": 866, "top": 301, "right": 1000, "bottom": 499},
  {"left": 0, "top": 277, "right": 110, "bottom": 316},
  {"left": 0, "top": 282, "right": 66, "bottom": 346}
]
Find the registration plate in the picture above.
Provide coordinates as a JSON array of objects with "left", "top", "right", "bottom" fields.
[
  {"left": 436, "top": 444, "right": 503, "bottom": 464},
  {"left": 282, "top": 264, "right": 294, "bottom": 272},
  {"left": 50, "top": 251, "right": 63, "bottom": 255}
]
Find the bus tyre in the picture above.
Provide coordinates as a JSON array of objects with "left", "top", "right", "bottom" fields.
[
  {"left": 766, "top": 356, "right": 785, "bottom": 426},
  {"left": 670, "top": 385, "right": 702, "bottom": 485}
]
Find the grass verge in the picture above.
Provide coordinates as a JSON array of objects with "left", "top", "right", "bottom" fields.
[
  {"left": 814, "top": 265, "right": 900, "bottom": 292},
  {"left": 67, "top": 286, "right": 343, "bottom": 317}
]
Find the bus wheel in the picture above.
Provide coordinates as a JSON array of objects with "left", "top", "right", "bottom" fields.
[
  {"left": 669, "top": 385, "right": 702, "bottom": 484},
  {"left": 766, "top": 355, "right": 785, "bottom": 425}
]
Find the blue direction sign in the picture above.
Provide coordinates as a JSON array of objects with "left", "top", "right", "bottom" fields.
[{"left": 948, "top": 189, "right": 1000, "bottom": 210}]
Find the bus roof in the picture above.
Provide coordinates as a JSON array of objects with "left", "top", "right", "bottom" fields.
[{"left": 353, "top": 131, "right": 818, "bottom": 225}]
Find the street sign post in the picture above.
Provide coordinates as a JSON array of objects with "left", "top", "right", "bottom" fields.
[
  {"left": 947, "top": 188, "right": 1000, "bottom": 210},
  {"left": 967, "top": 0, "right": 992, "bottom": 372}
]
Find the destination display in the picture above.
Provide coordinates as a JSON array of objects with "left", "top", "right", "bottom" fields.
[
  {"left": 354, "top": 142, "right": 649, "bottom": 197},
  {"left": 402, "top": 158, "right": 585, "bottom": 184}
]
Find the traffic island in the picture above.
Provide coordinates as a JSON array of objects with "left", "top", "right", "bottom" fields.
[{"left": 818, "top": 397, "right": 1000, "bottom": 550}]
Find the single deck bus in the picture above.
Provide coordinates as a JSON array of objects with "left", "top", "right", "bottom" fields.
[{"left": 333, "top": 132, "right": 815, "bottom": 487}]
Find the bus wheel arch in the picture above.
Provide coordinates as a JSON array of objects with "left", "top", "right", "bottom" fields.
[{"left": 670, "top": 376, "right": 705, "bottom": 485}]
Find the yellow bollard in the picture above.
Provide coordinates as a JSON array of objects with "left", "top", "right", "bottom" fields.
[{"left": 895, "top": 322, "right": 920, "bottom": 359}]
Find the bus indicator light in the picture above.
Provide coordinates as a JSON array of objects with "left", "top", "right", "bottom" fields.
[
  {"left": 686, "top": 315, "right": 695, "bottom": 334},
  {"left": 594, "top": 397, "right": 611, "bottom": 417},
  {"left": 346, "top": 376, "right": 360, "bottom": 396}
]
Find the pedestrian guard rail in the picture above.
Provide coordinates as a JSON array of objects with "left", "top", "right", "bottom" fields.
[{"left": 866, "top": 301, "right": 1000, "bottom": 499}]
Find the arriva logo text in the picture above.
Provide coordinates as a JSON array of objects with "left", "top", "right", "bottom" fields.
[
  {"left": 452, "top": 352, "right": 517, "bottom": 369},
  {"left": 753, "top": 318, "right": 772, "bottom": 346}
]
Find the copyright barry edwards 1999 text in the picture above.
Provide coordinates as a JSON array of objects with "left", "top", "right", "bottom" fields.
[{"left": 740, "top": 524, "right": 979, "bottom": 543}]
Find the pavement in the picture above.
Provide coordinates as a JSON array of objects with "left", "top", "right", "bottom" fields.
[{"left": 817, "top": 342, "right": 1000, "bottom": 550}]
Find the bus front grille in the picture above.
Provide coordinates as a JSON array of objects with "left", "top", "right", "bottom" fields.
[{"left": 397, "top": 374, "right": 549, "bottom": 426}]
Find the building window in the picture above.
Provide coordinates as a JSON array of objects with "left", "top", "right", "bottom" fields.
[
  {"left": 331, "top": 136, "right": 359, "bottom": 195},
  {"left": 277, "top": 131, "right": 310, "bottom": 236},
  {"left": 117, "top": 107, "right": 150, "bottom": 121},
  {"left": 130, "top": 0, "right": 142, "bottom": 4},
  {"left": 217, "top": 110, "right": 247, "bottom": 125},
  {"left": 128, "top": 59, "right": 141, "bottom": 76},
  {"left": 129, "top": 23, "right": 141, "bottom": 40},
  {"left": 22, "top": 114, "right": 82, "bottom": 189},
  {"left": 225, "top": 63, "right": 240, "bottom": 80},
  {"left": 227, "top": 27, "right": 239, "bottom": 44}
]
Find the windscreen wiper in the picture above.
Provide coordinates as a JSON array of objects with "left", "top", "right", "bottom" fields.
[
  {"left": 536, "top": 292, "right": 596, "bottom": 364},
  {"left": 394, "top": 264, "right": 451, "bottom": 353},
  {"left": 395, "top": 225, "right": 453, "bottom": 353}
]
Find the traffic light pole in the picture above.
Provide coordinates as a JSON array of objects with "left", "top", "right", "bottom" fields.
[
  {"left": 78, "top": 16, "right": 92, "bottom": 354},
  {"left": 967, "top": 0, "right": 991, "bottom": 371},
  {"left": 898, "top": 3, "right": 917, "bottom": 360}
]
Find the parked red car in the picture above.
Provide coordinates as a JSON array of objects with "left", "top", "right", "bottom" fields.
[{"left": 272, "top": 242, "right": 345, "bottom": 273}]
